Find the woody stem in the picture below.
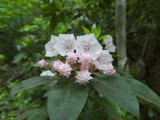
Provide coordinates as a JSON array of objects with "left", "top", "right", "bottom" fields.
[{"left": 58, "top": 54, "right": 64, "bottom": 63}]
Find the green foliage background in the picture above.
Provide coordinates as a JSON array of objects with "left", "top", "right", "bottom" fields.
[{"left": 0, "top": 0, "right": 160, "bottom": 120}]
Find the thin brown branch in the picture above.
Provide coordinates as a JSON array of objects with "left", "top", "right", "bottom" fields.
[
  {"left": 58, "top": 54, "right": 65, "bottom": 63},
  {"left": 0, "top": 102, "right": 44, "bottom": 120}
]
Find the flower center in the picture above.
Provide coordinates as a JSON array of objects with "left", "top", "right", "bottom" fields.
[
  {"left": 65, "top": 43, "right": 72, "bottom": 50},
  {"left": 83, "top": 45, "right": 90, "bottom": 52}
]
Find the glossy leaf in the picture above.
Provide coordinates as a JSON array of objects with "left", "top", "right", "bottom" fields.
[
  {"left": 91, "top": 74, "right": 140, "bottom": 118},
  {"left": 116, "top": 74, "right": 160, "bottom": 107},
  {"left": 10, "top": 76, "right": 59, "bottom": 96},
  {"left": 47, "top": 82, "right": 89, "bottom": 120}
]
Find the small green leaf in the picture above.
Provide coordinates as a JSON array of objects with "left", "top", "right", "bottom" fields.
[
  {"left": 12, "top": 52, "right": 27, "bottom": 63},
  {"left": 98, "top": 35, "right": 107, "bottom": 41},
  {"left": 116, "top": 74, "right": 160, "bottom": 107},
  {"left": 47, "top": 82, "right": 89, "bottom": 120},
  {"left": 32, "top": 63, "right": 39, "bottom": 67},
  {"left": 82, "top": 26, "right": 91, "bottom": 34},
  {"left": 97, "top": 26, "right": 101, "bottom": 38},
  {"left": 112, "top": 54, "right": 120, "bottom": 58},
  {"left": 91, "top": 24, "right": 97, "bottom": 33},
  {"left": 0, "top": 97, "right": 9, "bottom": 105},
  {"left": 93, "top": 97, "right": 122, "bottom": 120},
  {"left": 91, "top": 24, "right": 101, "bottom": 38},
  {"left": 10, "top": 76, "right": 59, "bottom": 96},
  {"left": 91, "top": 74, "right": 140, "bottom": 118},
  {"left": 0, "top": 54, "right": 5, "bottom": 61}
]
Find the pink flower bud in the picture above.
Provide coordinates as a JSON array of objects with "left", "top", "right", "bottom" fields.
[
  {"left": 37, "top": 59, "right": 47, "bottom": 68},
  {"left": 75, "top": 70, "right": 93, "bottom": 84},
  {"left": 66, "top": 52, "right": 78, "bottom": 63},
  {"left": 78, "top": 53, "right": 92, "bottom": 66},
  {"left": 80, "top": 65, "right": 89, "bottom": 71},
  {"left": 58, "top": 63, "right": 73, "bottom": 78},
  {"left": 51, "top": 59, "right": 63, "bottom": 70}
]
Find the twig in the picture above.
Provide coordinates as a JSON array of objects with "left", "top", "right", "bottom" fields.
[
  {"left": 14, "top": 102, "right": 44, "bottom": 117},
  {"left": 141, "top": 38, "right": 148, "bottom": 58},
  {"left": 0, "top": 102, "right": 44, "bottom": 120},
  {"left": 58, "top": 54, "right": 65, "bottom": 63}
]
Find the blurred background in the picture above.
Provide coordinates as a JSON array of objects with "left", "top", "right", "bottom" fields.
[{"left": 0, "top": 0, "right": 160, "bottom": 120}]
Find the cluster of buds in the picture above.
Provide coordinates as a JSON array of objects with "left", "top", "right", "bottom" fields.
[{"left": 37, "top": 33, "right": 116, "bottom": 84}]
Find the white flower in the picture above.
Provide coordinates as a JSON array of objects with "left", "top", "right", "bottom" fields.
[
  {"left": 54, "top": 34, "right": 76, "bottom": 56},
  {"left": 76, "top": 33, "right": 102, "bottom": 60},
  {"left": 94, "top": 50, "right": 113, "bottom": 70},
  {"left": 75, "top": 70, "right": 93, "bottom": 84},
  {"left": 103, "top": 63, "right": 116, "bottom": 76},
  {"left": 45, "top": 35, "right": 58, "bottom": 57},
  {"left": 40, "top": 70, "right": 56, "bottom": 76},
  {"left": 103, "top": 35, "right": 116, "bottom": 52}
]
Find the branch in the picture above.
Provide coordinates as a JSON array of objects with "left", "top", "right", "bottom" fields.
[
  {"left": 0, "top": 102, "right": 44, "bottom": 120},
  {"left": 14, "top": 102, "right": 44, "bottom": 117}
]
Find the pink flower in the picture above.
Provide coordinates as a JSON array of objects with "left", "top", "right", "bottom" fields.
[
  {"left": 75, "top": 70, "right": 93, "bottom": 84},
  {"left": 80, "top": 65, "right": 89, "bottom": 71},
  {"left": 51, "top": 60, "right": 63, "bottom": 70},
  {"left": 37, "top": 59, "right": 47, "bottom": 68},
  {"left": 103, "top": 64, "right": 116, "bottom": 76},
  {"left": 66, "top": 52, "right": 78, "bottom": 63},
  {"left": 78, "top": 53, "right": 92, "bottom": 66},
  {"left": 58, "top": 63, "right": 73, "bottom": 78}
]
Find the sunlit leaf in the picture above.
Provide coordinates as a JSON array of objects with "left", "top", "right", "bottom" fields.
[
  {"left": 91, "top": 24, "right": 101, "bottom": 38},
  {"left": 82, "top": 26, "right": 91, "bottom": 34},
  {"left": 98, "top": 35, "right": 107, "bottom": 41}
]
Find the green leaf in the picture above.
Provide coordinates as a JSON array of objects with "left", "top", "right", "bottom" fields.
[
  {"left": 91, "top": 74, "right": 140, "bottom": 118},
  {"left": 32, "top": 63, "right": 39, "bottom": 67},
  {"left": 12, "top": 52, "right": 27, "bottom": 63},
  {"left": 112, "top": 54, "right": 120, "bottom": 58},
  {"left": 0, "top": 97, "right": 9, "bottom": 105},
  {"left": 117, "top": 74, "right": 160, "bottom": 107},
  {"left": 91, "top": 24, "right": 101, "bottom": 38},
  {"left": 10, "top": 76, "right": 59, "bottom": 96},
  {"left": 15, "top": 107, "right": 48, "bottom": 120},
  {"left": 79, "top": 112, "right": 94, "bottom": 120},
  {"left": 98, "top": 35, "right": 107, "bottom": 41},
  {"left": 93, "top": 97, "right": 122, "bottom": 120},
  {"left": 47, "top": 82, "right": 89, "bottom": 120},
  {"left": 0, "top": 54, "right": 5, "bottom": 61},
  {"left": 82, "top": 26, "right": 91, "bottom": 34}
]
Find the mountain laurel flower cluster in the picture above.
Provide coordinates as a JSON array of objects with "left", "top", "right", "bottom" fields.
[{"left": 37, "top": 33, "right": 116, "bottom": 84}]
